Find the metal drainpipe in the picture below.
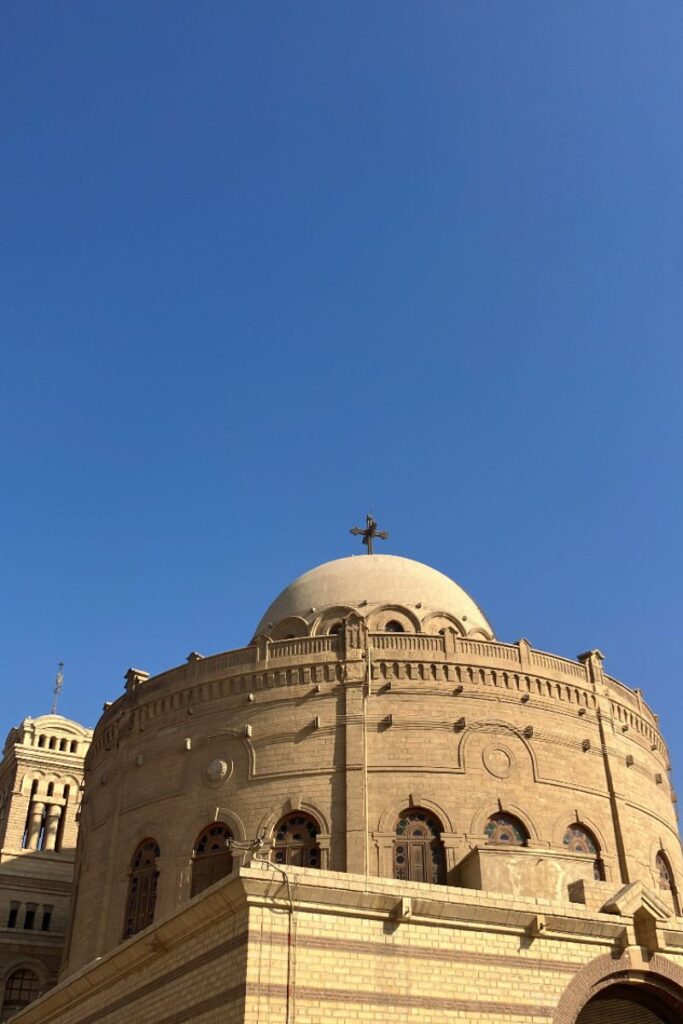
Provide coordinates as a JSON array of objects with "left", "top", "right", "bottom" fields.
[{"left": 363, "top": 634, "right": 371, "bottom": 879}]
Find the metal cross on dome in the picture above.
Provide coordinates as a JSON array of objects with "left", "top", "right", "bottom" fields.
[{"left": 350, "top": 513, "right": 389, "bottom": 555}]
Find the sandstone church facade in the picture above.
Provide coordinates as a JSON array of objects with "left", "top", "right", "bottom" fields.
[{"left": 1, "top": 551, "right": 683, "bottom": 1022}]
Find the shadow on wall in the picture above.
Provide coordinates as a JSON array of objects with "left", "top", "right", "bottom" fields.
[{"left": 0, "top": 845, "right": 78, "bottom": 1018}]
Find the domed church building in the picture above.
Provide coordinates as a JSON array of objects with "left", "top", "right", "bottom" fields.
[{"left": 7, "top": 540, "right": 683, "bottom": 1023}]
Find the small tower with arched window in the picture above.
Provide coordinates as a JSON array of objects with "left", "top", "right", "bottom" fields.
[{"left": 0, "top": 714, "right": 91, "bottom": 1017}]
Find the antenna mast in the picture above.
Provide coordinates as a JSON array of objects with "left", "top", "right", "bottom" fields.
[{"left": 51, "top": 662, "right": 64, "bottom": 715}]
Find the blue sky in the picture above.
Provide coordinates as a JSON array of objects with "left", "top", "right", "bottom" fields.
[{"left": 1, "top": 4, "right": 682, "bottom": 793}]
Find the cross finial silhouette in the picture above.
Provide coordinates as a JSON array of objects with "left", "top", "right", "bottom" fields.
[{"left": 350, "top": 513, "right": 389, "bottom": 555}]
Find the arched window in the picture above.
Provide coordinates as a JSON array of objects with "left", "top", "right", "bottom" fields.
[
  {"left": 563, "top": 823, "right": 604, "bottom": 880},
  {"left": 484, "top": 812, "right": 528, "bottom": 846},
  {"left": 393, "top": 808, "right": 445, "bottom": 885},
  {"left": 329, "top": 622, "right": 343, "bottom": 635},
  {"left": 272, "top": 813, "right": 320, "bottom": 868},
  {"left": 385, "top": 620, "right": 405, "bottom": 633},
  {"left": 1, "top": 968, "right": 40, "bottom": 1020},
  {"left": 656, "top": 851, "right": 674, "bottom": 892},
  {"left": 123, "top": 838, "right": 160, "bottom": 939},
  {"left": 655, "top": 850, "right": 679, "bottom": 914},
  {"left": 191, "top": 823, "right": 234, "bottom": 897}
]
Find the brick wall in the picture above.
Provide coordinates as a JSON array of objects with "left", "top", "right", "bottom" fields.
[{"left": 11, "top": 867, "right": 683, "bottom": 1024}]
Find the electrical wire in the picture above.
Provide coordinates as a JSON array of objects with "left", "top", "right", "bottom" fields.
[{"left": 228, "top": 835, "right": 296, "bottom": 1024}]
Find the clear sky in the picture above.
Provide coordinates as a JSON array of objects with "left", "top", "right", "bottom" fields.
[{"left": 1, "top": 4, "right": 682, "bottom": 793}]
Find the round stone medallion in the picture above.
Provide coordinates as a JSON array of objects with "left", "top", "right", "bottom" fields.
[
  {"left": 482, "top": 745, "right": 515, "bottom": 779},
  {"left": 204, "top": 756, "right": 233, "bottom": 786}
]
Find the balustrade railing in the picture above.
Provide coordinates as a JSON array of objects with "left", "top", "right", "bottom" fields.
[
  {"left": 370, "top": 633, "right": 444, "bottom": 653},
  {"left": 530, "top": 650, "right": 587, "bottom": 681},
  {"left": 269, "top": 635, "right": 339, "bottom": 659}
]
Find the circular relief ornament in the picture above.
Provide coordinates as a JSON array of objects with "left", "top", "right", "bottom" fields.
[
  {"left": 203, "top": 757, "right": 233, "bottom": 787},
  {"left": 482, "top": 745, "right": 515, "bottom": 779}
]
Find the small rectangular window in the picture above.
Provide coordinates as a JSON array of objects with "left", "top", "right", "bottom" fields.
[
  {"left": 23, "top": 904, "right": 37, "bottom": 930},
  {"left": 41, "top": 906, "right": 53, "bottom": 932},
  {"left": 7, "top": 903, "right": 19, "bottom": 928}
]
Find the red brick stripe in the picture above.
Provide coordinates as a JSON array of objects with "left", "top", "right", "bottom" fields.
[
  {"left": 249, "top": 981, "right": 554, "bottom": 1017},
  {"left": 266, "top": 928, "right": 579, "bottom": 974}
]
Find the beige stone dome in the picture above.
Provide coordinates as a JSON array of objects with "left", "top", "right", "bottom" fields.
[{"left": 252, "top": 554, "right": 495, "bottom": 639}]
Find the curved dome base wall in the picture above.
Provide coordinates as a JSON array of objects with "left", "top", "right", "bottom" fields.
[{"left": 67, "top": 614, "right": 679, "bottom": 971}]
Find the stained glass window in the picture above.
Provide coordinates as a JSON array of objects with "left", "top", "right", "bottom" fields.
[
  {"left": 272, "top": 813, "right": 320, "bottom": 868},
  {"left": 563, "top": 824, "right": 597, "bottom": 854},
  {"left": 123, "top": 838, "right": 160, "bottom": 939},
  {"left": 394, "top": 809, "right": 445, "bottom": 884},
  {"left": 191, "top": 823, "right": 234, "bottom": 897},
  {"left": 484, "top": 813, "right": 528, "bottom": 846}
]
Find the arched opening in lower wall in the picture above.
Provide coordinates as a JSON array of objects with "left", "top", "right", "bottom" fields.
[
  {"left": 575, "top": 984, "right": 678, "bottom": 1024},
  {"left": 554, "top": 952, "right": 683, "bottom": 1024}
]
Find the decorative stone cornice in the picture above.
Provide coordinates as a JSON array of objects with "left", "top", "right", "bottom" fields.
[{"left": 89, "top": 634, "right": 665, "bottom": 768}]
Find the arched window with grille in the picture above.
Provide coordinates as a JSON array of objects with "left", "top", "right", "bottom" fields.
[
  {"left": 656, "top": 850, "right": 679, "bottom": 914},
  {"left": 484, "top": 812, "right": 528, "bottom": 846},
  {"left": 563, "top": 823, "right": 604, "bottom": 880},
  {"left": 1, "top": 968, "right": 40, "bottom": 1021},
  {"left": 123, "top": 838, "right": 160, "bottom": 939},
  {"left": 393, "top": 808, "right": 445, "bottom": 884},
  {"left": 191, "top": 823, "right": 234, "bottom": 897},
  {"left": 271, "top": 812, "right": 321, "bottom": 867}
]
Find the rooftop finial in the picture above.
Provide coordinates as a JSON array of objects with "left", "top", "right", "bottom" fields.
[
  {"left": 51, "top": 662, "right": 64, "bottom": 715},
  {"left": 350, "top": 512, "right": 389, "bottom": 555}
]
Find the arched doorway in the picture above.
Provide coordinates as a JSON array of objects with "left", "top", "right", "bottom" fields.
[
  {"left": 575, "top": 983, "right": 678, "bottom": 1024},
  {"left": 393, "top": 808, "right": 445, "bottom": 884}
]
